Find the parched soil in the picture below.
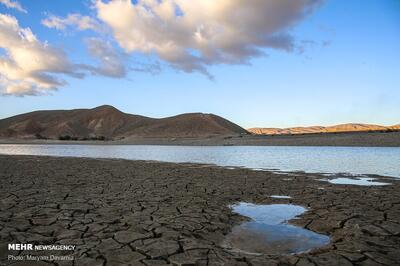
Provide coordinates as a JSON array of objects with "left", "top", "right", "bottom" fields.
[{"left": 0, "top": 155, "right": 399, "bottom": 265}]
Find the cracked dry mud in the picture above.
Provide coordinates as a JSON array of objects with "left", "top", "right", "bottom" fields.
[{"left": 1, "top": 155, "right": 400, "bottom": 266}]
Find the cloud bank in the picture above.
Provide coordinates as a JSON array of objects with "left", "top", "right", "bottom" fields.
[
  {"left": 0, "top": 14, "right": 83, "bottom": 95},
  {"left": 2, "top": 0, "right": 322, "bottom": 96},
  {"left": 95, "top": 0, "right": 321, "bottom": 76}
]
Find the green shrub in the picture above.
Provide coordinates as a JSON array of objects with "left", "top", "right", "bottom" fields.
[
  {"left": 58, "top": 135, "right": 71, "bottom": 140},
  {"left": 35, "top": 133, "right": 47, "bottom": 139}
]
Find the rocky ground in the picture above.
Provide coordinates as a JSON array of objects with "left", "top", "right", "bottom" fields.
[
  {"left": 1, "top": 131, "right": 400, "bottom": 147},
  {"left": 0, "top": 155, "right": 399, "bottom": 266}
]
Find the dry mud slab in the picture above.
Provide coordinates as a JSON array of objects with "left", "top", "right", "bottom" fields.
[{"left": 0, "top": 155, "right": 399, "bottom": 265}]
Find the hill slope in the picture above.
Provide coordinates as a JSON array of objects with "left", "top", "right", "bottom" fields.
[
  {"left": 0, "top": 105, "right": 248, "bottom": 139},
  {"left": 248, "top": 123, "right": 397, "bottom": 135}
]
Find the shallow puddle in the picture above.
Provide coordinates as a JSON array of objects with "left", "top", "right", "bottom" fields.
[
  {"left": 223, "top": 203, "right": 330, "bottom": 255},
  {"left": 320, "top": 177, "right": 390, "bottom": 186},
  {"left": 269, "top": 195, "right": 292, "bottom": 199}
]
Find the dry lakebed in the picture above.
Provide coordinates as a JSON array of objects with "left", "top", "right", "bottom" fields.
[{"left": 0, "top": 155, "right": 400, "bottom": 265}]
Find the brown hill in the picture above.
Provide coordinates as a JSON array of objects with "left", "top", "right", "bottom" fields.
[
  {"left": 0, "top": 105, "right": 248, "bottom": 139},
  {"left": 248, "top": 123, "right": 397, "bottom": 135},
  {"left": 325, "top": 123, "right": 388, "bottom": 133},
  {"left": 249, "top": 126, "right": 326, "bottom": 135}
]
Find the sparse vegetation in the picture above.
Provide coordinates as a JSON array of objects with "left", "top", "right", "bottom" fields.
[
  {"left": 58, "top": 135, "right": 71, "bottom": 140},
  {"left": 58, "top": 135, "right": 108, "bottom": 141},
  {"left": 34, "top": 133, "right": 47, "bottom": 140},
  {"left": 95, "top": 136, "right": 106, "bottom": 141}
]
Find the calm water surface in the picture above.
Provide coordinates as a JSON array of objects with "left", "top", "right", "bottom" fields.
[
  {"left": 0, "top": 144, "right": 399, "bottom": 177},
  {"left": 223, "top": 203, "right": 330, "bottom": 255},
  {"left": 320, "top": 177, "right": 391, "bottom": 186}
]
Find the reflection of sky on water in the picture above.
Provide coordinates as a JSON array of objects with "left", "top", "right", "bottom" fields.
[
  {"left": 269, "top": 195, "right": 292, "bottom": 199},
  {"left": 0, "top": 144, "right": 399, "bottom": 177},
  {"left": 320, "top": 177, "right": 390, "bottom": 186},
  {"left": 224, "top": 203, "right": 330, "bottom": 255}
]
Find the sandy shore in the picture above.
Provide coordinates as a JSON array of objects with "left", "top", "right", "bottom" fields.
[
  {"left": 1, "top": 131, "right": 400, "bottom": 147},
  {"left": 1, "top": 155, "right": 400, "bottom": 265}
]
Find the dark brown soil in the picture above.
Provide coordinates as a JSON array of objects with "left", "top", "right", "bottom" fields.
[
  {"left": 1, "top": 155, "right": 399, "bottom": 265},
  {"left": 1, "top": 130, "right": 400, "bottom": 147}
]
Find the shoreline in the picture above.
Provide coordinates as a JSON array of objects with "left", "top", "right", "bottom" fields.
[
  {"left": 1, "top": 131, "right": 400, "bottom": 147},
  {"left": 1, "top": 155, "right": 400, "bottom": 265}
]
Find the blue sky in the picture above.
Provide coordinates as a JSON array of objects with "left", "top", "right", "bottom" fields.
[{"left": 0, "top": 0, "right": 399, "bottom": 128}]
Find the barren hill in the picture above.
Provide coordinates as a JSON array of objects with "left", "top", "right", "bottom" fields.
[
  {"left": 248, "top": 123, "right": 397, "bottom": 135},
  {"left": 0, "top": 105, "right": 248, "bottom": 139}
]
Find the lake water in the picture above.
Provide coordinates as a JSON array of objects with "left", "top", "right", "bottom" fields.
[
  {"left": 222, "top": 203, "right": 330, "bottom": 255},
  {"left": 0, "top": 144, "right": 399, "bottom": 178}
]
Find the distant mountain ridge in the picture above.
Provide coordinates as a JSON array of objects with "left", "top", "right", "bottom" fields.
[
  {"left": 1, "top": 106, "right": 397, "bottom": 140},
  {"left": 0, "top": 105, "right": 248, "bottom": 139},
  {"left": 248, "top": 123, "right": 400, "bottom": 135}
]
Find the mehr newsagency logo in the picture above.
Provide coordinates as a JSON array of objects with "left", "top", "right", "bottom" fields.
[{"left": 7, "top": 243, "right": 75, "bottom": 262}]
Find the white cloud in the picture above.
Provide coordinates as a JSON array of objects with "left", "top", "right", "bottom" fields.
[
  {"left": 84, "top": 38, "right": 126, "bottom": 78},
  {"left": 0, "top": 13, "right": 83, "bottom": 96},
  {"left": 83, "top": 38, "right": 162, "bottom": 77},
  {"left": 0, "top": 0, "right": 26, "bottom": 13},
  {"left": 95, "top": 0, "right": 322, "bottom": 76},
  {"left": 42, "top": 13, "right": 100, "bottom": 31},
  {"left": 42, "top": 14, "right": 128, "bottom": 78}
]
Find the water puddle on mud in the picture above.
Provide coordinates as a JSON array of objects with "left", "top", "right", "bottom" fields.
[
  {"left": 269, "top": 195, "right": 292, "bottom": 199},
  {"left": 223, "top": 203, "right": 330, "bottom": 255},
  {"left": 321, "top": 177, "right": 391, "bottom": 186}
]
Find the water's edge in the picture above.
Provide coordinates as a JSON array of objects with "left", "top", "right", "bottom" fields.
[{"left": 0, "top": 144, "right": 399, "bottom": 178}]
